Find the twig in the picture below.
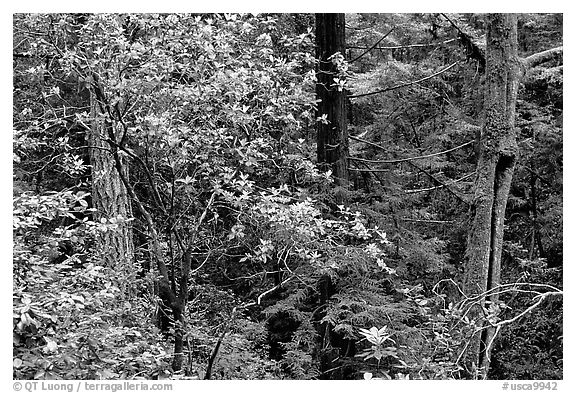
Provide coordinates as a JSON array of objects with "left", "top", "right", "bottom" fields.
[{"left": 189, "top": 251, "right": 214, "bottom": 275}]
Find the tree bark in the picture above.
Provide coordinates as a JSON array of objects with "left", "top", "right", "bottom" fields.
[
  {"left": 88, "top": 89, "right": 135, "bottom": 293},
  {"left": 315, "top": 13, "right": 349, "bottom": 186},
  {"left": 461, "top": 13, "right": 521, "bottom": 378}
]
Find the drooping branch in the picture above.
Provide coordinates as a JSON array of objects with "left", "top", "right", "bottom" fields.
[
  {"left": 348, "top": 38, "right": 457, "bottom": 50},
  {"left": 349, "top": 134, "right": 470, "bottom": 203},
  {"left": 348, "top": 139, "right": 474, "bottom": 164},
  {"left": 348, "top": 61, "right": 460, "bottom": 99},
  {"left": 348, "top": 27, "right": 395, "bottom": 63},
  {"left": 400, "top": 218, "right": 454, "bottom": 224},
  {"left": 407, "top": 161, "right": 470, "bottom": 204},
  {"left": 405, "top": 172, "right": 476, "bottom": 194},
  {"left": 441, "top": 13, "right": 486, "bottom": 70}
]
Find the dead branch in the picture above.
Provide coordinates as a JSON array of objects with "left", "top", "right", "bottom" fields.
[{"left": 434, "top": 279, "right": 563, "bottom": 373}]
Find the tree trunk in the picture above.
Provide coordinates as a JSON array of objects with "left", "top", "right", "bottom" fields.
[
  {"left": 315, "top": 13, "right": 349, "bottom": 186},
  {"left": 88, "top": 89, "right": 135, "bottom": 293},
  {"left": 461, "top": 13, "right": 521, "bottom": 378},
  {"left": 171, "top": 306, "right": 185, "bottom": 371}
]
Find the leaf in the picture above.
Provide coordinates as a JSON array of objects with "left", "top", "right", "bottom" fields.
[
  {"left": 34, "top": 370, "right": 45, "bottom": 379},
  {"left": 43, "top": 338, "right": 58, "bottom": 353},
  {"left": 377, "top": 326, "right": 388, "bottom": 336},
  {"left": 70, "top": 294, "right": 84, "bottom": 303},
  {"left": 97, "top": 369, "right": 119, "bottom": 379}
]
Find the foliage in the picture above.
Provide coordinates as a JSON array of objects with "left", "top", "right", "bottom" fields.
[
  {"left": 13, "top": 244, "right": 170, "bottom": 379},
  {"left": 357, "top": 326, "right": 398, "bottom": 362},
  {"left": 13, "top": 12, "right": 562, "bottom": 380}
]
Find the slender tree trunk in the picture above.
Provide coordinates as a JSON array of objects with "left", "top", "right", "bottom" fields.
[
  {"left": 528, "top": 170, "right": 544, "bottom": 260},
  {"left": 88, "top": 89, "right": 135, "bottom": 293},
  {"left": 462, "top": 13, "right": 521, "bottom": 378},
  {"left": 171, "top": 307, "right": 185, "bottom": 371},
  {"left": 315, "top": 13, "right": 349, "bottom": 187}
]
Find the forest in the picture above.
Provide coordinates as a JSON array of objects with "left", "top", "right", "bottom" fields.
[{"left": 13, "top": 13, "right": 563, "bottom": 380}]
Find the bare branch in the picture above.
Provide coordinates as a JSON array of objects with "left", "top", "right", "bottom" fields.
[
  {"left": 348, "top": 38, "right": 457, "bottom": 51},
  {"left": 348, "top": 167, "right": 390, "bottom": 173},
  {"left": 400, "top": 218, "right": 455, "bottom": 224},
  {"left": 441, "top": 13, "right": 486, "bottom": 69},
  {"left": 348, "top": 61, "right": 460, "bottom": 99},
  {"left": 348, "top": 27, "right": 395, "bottom": 63},
  {"left": 349, "top": 134, "right": 471, "bottom": 203},
  {"left": 349, "top": 139, "right": 474, "bottom": 164},
  {"left": 404, "top": 172, "right": 475, "bottom": 194},
  {"left": 408, "top": 161, "right": 470, "bottom": 203}
]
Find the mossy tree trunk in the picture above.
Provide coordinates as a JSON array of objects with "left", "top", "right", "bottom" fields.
[
  {"left": 462, "top": 13, "right": 521, "bottom": 378},
  {"left": 315, "top": 13, "right": 349, "bottom": 187}
]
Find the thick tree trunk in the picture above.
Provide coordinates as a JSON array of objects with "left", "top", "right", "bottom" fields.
[
  {"left": 315, "top": 13, "right": 349, "bottom": 186},
  {"left": 462, "top": 13, "right": 520, "bottom": 378},
  {"left": 88, "top": 90, "right": 135, "bottom": 292}
]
